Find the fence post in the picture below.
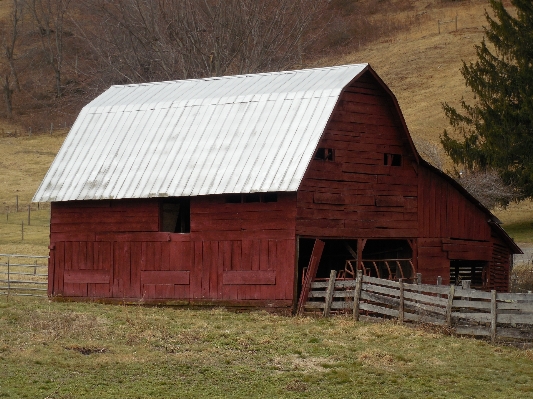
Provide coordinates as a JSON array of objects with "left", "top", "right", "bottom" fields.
[
  {"left": 399, "top": 278, "right": 405, "bottom": 323},
  {"left": 21, "top": 221, "right": 24, "bottom": 241},
  {"left": 446, "top": 285, "right": 455, "bottom": 327},
  {"left": 438, "top": 19, "right": 440, "bottom": 34},
  {"left": 16, "top": 195, "right": 18, "bottom": 212},
  {"left": 28, "top": 205, "right": 31, "bottom": 226},
  {"left": 437, "top": 276, "right": 442, "bottom": 298},
  {"left": 323, "top": 270, "right": 337, "bottom": 317},
  {"left": 353, "top": 270, "right": 363, "bottom": 321},
  {"left": 491, "top": 290, "right": 497, "bottom": 343},
  {"left": 7, "top": 256, "right": 10, "bottom": 297},
  {"left": 461, "top": 280, "right": 471, "bottom": 301}
]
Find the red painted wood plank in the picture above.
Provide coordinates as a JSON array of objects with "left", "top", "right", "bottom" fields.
[
  {"left": 47, "top": 248, "right": 55, "bottom": 296},
  {"left": 221, "top": 241, "right": 233, "bottom": 299},
  {"left": 192, "top": 241, "right": 203, "bottom": 299},
  {"left": 64, "top": 270, "right": 110, "bottom": 284},
  {"left": 55, "top": 242, "right": 65, "bottom": 296},
  {"left": 130, "top": 242, "right": 142, "bottom": 297},
  {"left": 201, "top": 241, "right": 211, "bottom": 299},
  {"left": 190, "top": 229, "right": 295, "bottom": 241},
  {"left": 209, "top": 241, "right": 219, "bottom": 299},
  {"left": 51, "top": 221, "right": 159, "bottom": 233},
  {"left": 95, "top": 232, "right": 173, "bottom": 242},
  {"left": 141, "top": 270, "right": 190, "bottom": 285},
  {"left": 223, "top": 271, "right": 276, "bottom": 285},
  {"left": 50, "top": 232, "right": 96, "bottom": 243},
  {"left": 280, "top": 239, "right": 295, "bottom": 300}
]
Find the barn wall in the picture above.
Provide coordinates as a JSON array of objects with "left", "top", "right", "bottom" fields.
[
  {"left": 487, "top": 231, "right": 511, "bottom": 292},
  {"left": 296, "top": 71, "right": 419, "bottom": 238},
  {"left": 417, "top": 166, "right": 492, "bottom": 241},
  {"left": 49, "top": 195, "right": 297, "bottom": 305}
]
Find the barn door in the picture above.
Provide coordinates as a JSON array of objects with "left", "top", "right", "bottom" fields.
[{"left": 297, "top": 239, "right": 325, "bottom": 315}]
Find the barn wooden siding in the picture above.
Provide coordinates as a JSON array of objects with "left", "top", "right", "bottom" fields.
[
  {"left": 48, "top": 195, "right": 296, "bottom": 305},
  {"left": 296, "top": 72, "right": 418, "bottom": 239},
  {"left": 296, "top": 71, "right": 512, "bottom": 291},
  {"left": 45, "top": 67, "right": 517, "bottom": 304}
]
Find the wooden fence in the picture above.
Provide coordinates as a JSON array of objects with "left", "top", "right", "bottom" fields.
[{"left": 303, "top": 270, "right": 533, "bottom": 343}]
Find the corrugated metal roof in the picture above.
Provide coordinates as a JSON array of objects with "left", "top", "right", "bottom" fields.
[{"left": 34, "top": 64, "right": 368, "bottom": 202}]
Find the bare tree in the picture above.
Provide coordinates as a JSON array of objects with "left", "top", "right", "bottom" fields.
[
  {"left": 0, "top": 0, "right": 24, "bottom": 118},
  {"left": 457, "top": 169, "right": 521, "bottom": 210},
  {"left": 76, "top": 0, "right": 327, "bottom": 85},
  {"left": 27, "top": 0, "right": 71, "bottom": 97}
]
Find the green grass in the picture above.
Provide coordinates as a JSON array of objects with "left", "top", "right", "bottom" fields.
[
  {"left": 501, "top": 220, "right": 533, "bottom": 243},
  {"left": 1, "top": 297, "right": 533, "bottom": 398}
]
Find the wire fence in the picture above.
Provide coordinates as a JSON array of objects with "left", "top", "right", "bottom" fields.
[
  {"left": 1, "top": 197, "right": 50, "bottom": 244},
  {"left": 0, "top": 254, "right": 49, "bottom": 297}
]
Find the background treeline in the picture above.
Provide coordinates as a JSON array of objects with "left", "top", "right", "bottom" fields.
[{"left": 0, "top": 0, "right": 418, "bottom": 133}]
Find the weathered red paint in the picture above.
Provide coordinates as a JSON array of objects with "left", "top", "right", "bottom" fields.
[{"left": 47, "top": 70, "right": 519, "bottom": 306}]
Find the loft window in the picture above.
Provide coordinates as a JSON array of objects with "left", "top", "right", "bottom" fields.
[
  {"left": 384, "top": 153, "right": 402, "bottom": 166},
  {"left": 225, "top": 193, "right": 278, "bottom": 203},
  {"left": 314, "top": 148, "right": 334, "bottom": 161},
  {"left": 161, "top": 198, "right": 190, "bottom": 233}
]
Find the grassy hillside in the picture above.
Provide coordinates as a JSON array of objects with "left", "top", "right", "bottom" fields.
[
  {"left": 1, "top": 297, "right": 532, "bottom": 398},
  {"left": 0, "top": 0, "right": 530, "bottom": 256}
]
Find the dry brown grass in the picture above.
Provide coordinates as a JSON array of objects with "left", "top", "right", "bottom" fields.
[
  {"left": 315, "top": 0, "right": 489, "bottom": 149},
  {"left": 0, "top": 131, "right": 67, "bottom": 208},
  {"left": 0, "top": 0, "right": 530, "bottom": 254}
]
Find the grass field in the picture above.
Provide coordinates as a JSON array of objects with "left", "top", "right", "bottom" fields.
[{"left": 1, "top": 296, "right": 532, "bottom": 399}]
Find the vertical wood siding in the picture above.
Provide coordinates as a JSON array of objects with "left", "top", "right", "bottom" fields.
[{"left": 49, "top": 195, "right": 297, "bottom": 303}]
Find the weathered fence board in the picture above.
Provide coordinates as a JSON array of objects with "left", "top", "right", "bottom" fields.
[{"left": 304, "top": 272, "right": 533, "bottom": 343}]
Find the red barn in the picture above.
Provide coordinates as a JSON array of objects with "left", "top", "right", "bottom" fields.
[{"left": 34, "top": 64, "right": 521, "bottom": 309}]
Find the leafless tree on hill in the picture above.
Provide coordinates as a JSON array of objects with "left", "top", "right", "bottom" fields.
[
  {"left": 76, "top": 0, "right": 327, "bottom": 85},
  {"left": 27, "top": 0, "right": 71, "bottom": 97},
  {"left": 0, "top": 0, "right": 24, "bottom": 118}
]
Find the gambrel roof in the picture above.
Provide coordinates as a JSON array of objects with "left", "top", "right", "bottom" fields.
[{"left": 34, "top": 64, "right": 369, "bottom": 202}]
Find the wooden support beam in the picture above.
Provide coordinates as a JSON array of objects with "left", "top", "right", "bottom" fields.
[{"left": 297, "top": 239, "right": 325, "bottom": 316}]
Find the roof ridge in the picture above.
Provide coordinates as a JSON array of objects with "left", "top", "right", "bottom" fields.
[{"left": 110, "top": 63, "right": 369, "bottom": 89}]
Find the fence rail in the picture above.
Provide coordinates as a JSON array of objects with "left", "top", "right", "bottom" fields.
[
  {"left": 304, "top": 271, "right": 533, "bottom": 343},
  {"left": 0, "top": 254, "right": 49, "bottom": 297}
]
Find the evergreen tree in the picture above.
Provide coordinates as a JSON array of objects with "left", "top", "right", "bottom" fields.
[{"left": 441, "top": 0, "right": 533, "bottom": 197}]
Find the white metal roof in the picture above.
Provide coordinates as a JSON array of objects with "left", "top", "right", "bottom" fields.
[{"left": 34, "top": 64, "right": 368, "bottom": 202}]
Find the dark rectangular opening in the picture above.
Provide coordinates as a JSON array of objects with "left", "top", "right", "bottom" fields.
[
  {"left": 314, "top": 148, "right": 334, "bottom": 161},
  {"left": 262, "top": 193, "right": 278, "bottom": 203},
  {"left": 384, "top": 153, "right": 402, "bottom": 166},
  {"left": 161, "top": 198, "right": 190, "bottom": 233},
  {"left": 225, "top": 193, "right": 278, "bottom": 203},
  {"left": 243, "top": 193, "right": 261, "bottom": 203},
  {"left": 450, "top": 260, "right": 487, "bottom": 289},
  {"left": 225, "top": 194, "right": 242, "bottom": 203}
]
